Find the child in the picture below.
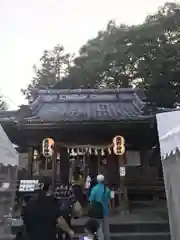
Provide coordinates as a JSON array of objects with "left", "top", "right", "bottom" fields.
[{"left": 83, "top": 219, "right": 100, "bottom": 240}]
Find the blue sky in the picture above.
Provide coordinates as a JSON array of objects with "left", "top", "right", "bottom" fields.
[{"left": 0, "top": 0, "right": 169, "bottom": 109}]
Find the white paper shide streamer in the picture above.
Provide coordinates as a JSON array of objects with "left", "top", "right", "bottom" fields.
[{"left": 67, "top": 147, "right": 113, "bottom": 156}]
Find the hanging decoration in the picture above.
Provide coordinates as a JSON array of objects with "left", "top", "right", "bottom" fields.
[
  {"left": 33, "top": 150, "right": 39, "bottom": 160},
  {"left": 89, "top": 148, "right": 92, "bottom": 155},
  {"left": 56, "top": 152, "right": 60, "bottom": 162},
  {"left": 108, "top": 148, "right": 112, "bottom": 155},
  {"left": 113, "top": 136, "right": 125, "bottom": 155},
  {"left": 42, "top": 138, "right": 55, "bottom": 157},
  {"left": 67, "top": 147, "right": 113, "bottom": 156},
  {"left": 101, "top": 148, "right": 105, "bottom": 156}
]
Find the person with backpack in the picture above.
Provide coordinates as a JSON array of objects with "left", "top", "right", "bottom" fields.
[{"left": 89, "top": 174, "right": 111, "bottom": 240}]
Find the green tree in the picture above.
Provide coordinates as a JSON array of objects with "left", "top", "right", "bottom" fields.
[
  {"left": 23, "top": 2, "right": 180, "bottom": 108},
  {"left": 21, "top": 44, "right": 73, "bottom": 100},
  {"left": 60, "top": 2, "right": 180, "bottom": 107},
  {"left": 130, "top": 2, "right": 180, "bottom": 107},
  {"left": 59, "top": 20, "right": 134, "bottom": 89}
]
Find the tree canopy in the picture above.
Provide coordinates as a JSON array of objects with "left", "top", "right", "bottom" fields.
[
  {"left": 22, "top": 2, "right": 180, "bottom": 108},
  {"left": 21, "top": 44, "right": 72, "bottom": 100}
]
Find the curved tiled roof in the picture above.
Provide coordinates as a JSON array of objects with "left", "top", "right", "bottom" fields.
[
  {"left": 0, "top": 89, "right": 154, "bottom": 123},
  {"left": 27, "top": 88, "right": 147, "bottom": 122}
]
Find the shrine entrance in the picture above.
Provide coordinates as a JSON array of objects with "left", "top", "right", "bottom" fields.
[{"left": 31, "top": 144, "right": 121, "bottom": 189}]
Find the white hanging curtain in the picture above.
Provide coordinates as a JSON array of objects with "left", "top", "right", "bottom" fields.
[
  {"left": 0, "top": 125, "right": 19, "bottom": 166},
  {"left": 0, "top": 124, "right": 19, "bottom": 238},
  {"left": 157, "top": 111, "right": 180, "bottom": 240}
]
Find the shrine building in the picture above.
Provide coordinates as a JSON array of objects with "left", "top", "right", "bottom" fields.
[{"left": 0, "top": 88, "right": 165, "bottom": 205}]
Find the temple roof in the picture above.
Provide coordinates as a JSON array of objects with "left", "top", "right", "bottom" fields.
[
  {"left": 0, "top": 89, "right": 154, "bottom": 124},
  {"left": 26, "top": 88, "right": 149, "bottom": 122}
]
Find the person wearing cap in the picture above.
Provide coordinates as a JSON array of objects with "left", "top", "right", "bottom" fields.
[{"left": 89, "top": 174, "right": 111, "bottom": 240}]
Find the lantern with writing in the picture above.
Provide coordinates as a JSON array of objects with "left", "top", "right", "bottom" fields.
[
  {"left": 42, "top": 138, "right": 54, "bottom": 157},
  {"left": 113, "top": 135, "right": 125, "bottom": 155}
]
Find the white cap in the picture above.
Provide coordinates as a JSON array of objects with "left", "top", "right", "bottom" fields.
[{"left": 97, "top": 174, "right": 104, "bottom": 182}]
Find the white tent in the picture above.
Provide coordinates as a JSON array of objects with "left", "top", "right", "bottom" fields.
[
  {"left": 0, "top": 124, "right": 19, "bottom": 238},
  {"left": 156, "top": 110, "right": 180, "bottom": 240},
  {"left": 0, "top": 125, "right": 19, "bottom": 166}
]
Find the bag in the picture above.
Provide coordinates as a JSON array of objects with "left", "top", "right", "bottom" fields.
[
  {"left": 73, "top": 201, "right": 82, "bottom": 217},
  {"left": 88, "top": 200, "right": 104, "bottom": 219}
]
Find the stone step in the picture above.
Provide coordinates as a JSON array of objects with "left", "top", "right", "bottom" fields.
[
  {"left": 110, "top": 232, "right": 170, "bottom": 240},
  {"left": 72, "top": 221, "right": 170, "bottom": 234},
  {"left": 1, "top": 233, "right": 171, "bottom": 240},
  {"left": 110, "top": 222, "right": 170, "bottom": 233},
  {"left": 74, "top": 232, "right": 170, "bottom": 240}
]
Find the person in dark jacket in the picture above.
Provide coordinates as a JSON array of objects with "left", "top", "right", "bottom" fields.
[{"left": 23, "top": 183, "right": 74, "bottom": 240}]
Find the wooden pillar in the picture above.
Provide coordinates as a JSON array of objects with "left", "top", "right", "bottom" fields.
[
  {"left": 84, "top": 154, "right": 89, "bottom": 178},
  {"left": 140, "top": 148, "right": 147, "bottom": 178},
  {"left": 89, "top": 155, "right": 98, "bottom": 178},
  {"left": 56, "top": 162, "right": 60, "bottom": 179},
  {"left": 107, "top": 153, "right": 119, "bottom": 188},
  {"left": 119, "top": 154, "right": 128, "bottom": 209},
  {"left": 59, "top": 147, "right": 69, "bottom": 185},
  {"left": 107, "top": 153, "right": 119, "bottom": 211},
  {"left": 52, "top": 149, "right": 57, "bottom": 191},
  {"left": 27, "top": 147, "right": 33, "bottom": 178},
  {"left": 97, "top": 154, "right": 100, "bottom": 175}
]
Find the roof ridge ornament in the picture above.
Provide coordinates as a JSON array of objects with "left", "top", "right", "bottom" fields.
[{"left": 36, "top": 88, "right": 136, "bottom": 95}]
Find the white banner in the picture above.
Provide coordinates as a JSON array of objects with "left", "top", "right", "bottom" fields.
[
  {"left": 156, "top": 111, "right": 180, "bottom": 159},
  {"left": 0, "top": 125, "right": 19, "bottom": 166},
  {"left": 156, "top": 110, "right": 180, "bottom": 240}
]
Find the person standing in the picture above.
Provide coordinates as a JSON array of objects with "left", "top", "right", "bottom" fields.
[
  {"left": 73, "top": 175, "right": 85, "bottom": 208},
  {"left": 73, "top": 167, "right": 84, "bottom": 187},
  {"left": 89, "top": 174, "right": 111, "bottom": 240}
]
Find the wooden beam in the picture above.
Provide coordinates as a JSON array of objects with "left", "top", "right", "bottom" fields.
[
  {"left": 27, "top": 147, "right": 33, "bottom": 177},
  {"left": 52, "top": 149, "right": 57, "bottom": 191},
  {"left": 59, "top": 147, "right": 69, "bottom": 185}
]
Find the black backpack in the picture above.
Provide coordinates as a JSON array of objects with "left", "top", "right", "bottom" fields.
[
  {"left": 59, "top": 198, "right": 73, "bottom": 217},
  {"left": 88, "top": 201, "right": 104, "bottom": 219}
]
